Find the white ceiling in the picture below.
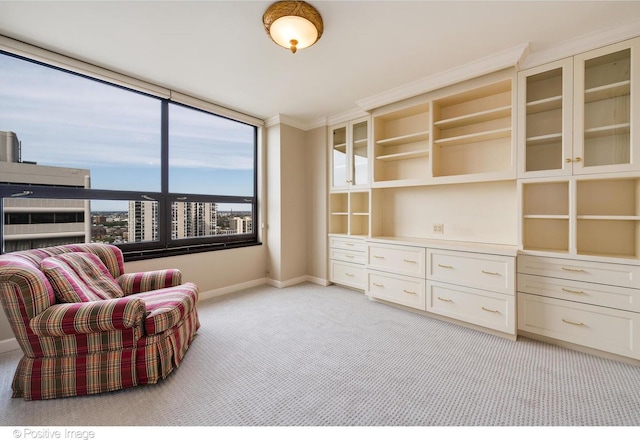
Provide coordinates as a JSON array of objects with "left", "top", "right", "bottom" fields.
[{"left": 1, "top": 1, "right": 640, "bottom": 127}]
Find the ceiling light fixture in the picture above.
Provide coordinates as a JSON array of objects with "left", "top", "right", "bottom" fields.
[{"left": 263, "top": 1, "right": 323, "bottom": 54}]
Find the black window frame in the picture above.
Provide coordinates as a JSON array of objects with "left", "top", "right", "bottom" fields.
[{"left": 0, "top": 51, "right": 260, "bottom": 261}]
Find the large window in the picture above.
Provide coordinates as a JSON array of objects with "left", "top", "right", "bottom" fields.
[{"left": 0, "top": 51, "right": 259, "bottom": 259}]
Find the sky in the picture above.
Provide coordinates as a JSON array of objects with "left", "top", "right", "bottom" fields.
[{"left": 0, "top": 52, "right": 255, "bottom": 211}]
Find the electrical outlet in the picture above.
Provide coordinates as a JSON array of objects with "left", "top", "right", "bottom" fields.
[{"left": 433, "top": 223, "right": 444, "bottom": 234}]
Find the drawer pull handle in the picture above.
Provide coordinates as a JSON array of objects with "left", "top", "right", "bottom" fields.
[
  {"left": 346, "top": 243, "right": 355, "bottom": 246},
  {"left": 373, "top": 282, "right": 384, "bottom": 287},
  {"left": 562, "top": 267, "right": 585, "bottom": 273},
  {"left": 561, "top": 287, "right": 585, "bottom": 295},
  {"left": 345, "top": 255, "right": 355, "bottom": 258},
  {"left": 562, "top": 318, "right": 585, "bottom": 326},
  {"left": 481, "top": 307, "right": 500, "bottom": 313},
  {"left": 403, "top": 289, "right": 417, "bottom": 295},
  {"left": 345, "top": 273, "right": 355, "bottom": 277},
  {"left": 481, "top": 270, "right": 500, "bottom": 276},
  {"left": 438, "top": 264, "right": 453, "bottom": 269},
  {"left": 437, "top": 296, "right": 453, "bottom": 302},
  {"left": 403, "top": 259, "right": 417, "bottom": 264},
  {"left": 373, "top": 255, "right": 385, "bottom": 259}
]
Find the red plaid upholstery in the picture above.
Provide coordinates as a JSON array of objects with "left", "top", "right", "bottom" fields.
[{"left": 0, "top": 244, "right": 200, "bottom": 400}]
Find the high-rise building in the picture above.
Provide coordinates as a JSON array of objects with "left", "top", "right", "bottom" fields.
[
  {"left": 234, "top": 216, "right": 253, "bottom": 234},
  {"left": 1, "top": 131, "right": 91, "bottom": 252},
  {"left": 129, "top": 200, "right": 218, "bottom": 241}
]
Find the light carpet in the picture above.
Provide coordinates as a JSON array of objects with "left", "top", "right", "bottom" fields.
[{"left": 1, "top": 282, "right": 640, "bottom": 426}]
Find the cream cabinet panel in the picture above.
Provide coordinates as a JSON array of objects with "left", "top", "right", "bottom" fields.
[
  {"left": 518, "top": 254, "right": 640, "bottom": 289},
  {"left": 330, "top": 248, "right": 366, "bottom": 265},
  {"left": 330, "top": 260, "right": 366, "bottom": 290},
  {"left": 427, "top": 281, "right": 515, "bottom": 334},
  {"left": 427, "top": 249, "right": 515, "bottom": 295},
  {"left": 518, "top": 273, "right": 640, "bottom": 313},
  {"left": 367, "top": 243, "right": 426, "bottom": 278},
  {"left": 518, "top": 292, "right": 640, "bottom": 360},
  {"left": 329, "top": 236, "right": 367, "bottom": 252},
  {"left": 367, "top": 271, "right": 426, "bottom": 310}
]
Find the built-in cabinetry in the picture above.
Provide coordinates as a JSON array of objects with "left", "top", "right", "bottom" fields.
[
  {"left": 328, "top": 235, "right": 367, "bottom": 290},
  {"left": 518, "top": 38, "right": 640, "bottom": 178},
  {"left": 516, "top": 37, "right": 640, "bottom": 363},
  {"left": 518, "top": 255, "right": 640, "bottom": 360},
  {"left": 366, "top": 238, "right": 517, "bottom": 337},
  {"left": 372, "top": 70, "right": 516, "bottom": 187},
  {"left": 327, "top": 36, "right": 640, "bottom": 362}
]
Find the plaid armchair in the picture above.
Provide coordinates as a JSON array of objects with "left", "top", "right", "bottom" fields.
[{"left": 0, "top": 243, "right": 200, "bottom": 400}]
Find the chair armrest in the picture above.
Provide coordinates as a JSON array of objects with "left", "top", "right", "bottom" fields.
[
  {"left": 116, "top": 269, "right": 183, "bottom": 295},
  {"left": 30, "top": 297, "right": 145, "bottom": 337}
]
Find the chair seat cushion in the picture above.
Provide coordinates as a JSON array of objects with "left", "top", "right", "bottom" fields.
[
  {"left": 41, "top": 252, "right": 125, "bottom": 303},
  {"left": 134, "top": 283, "right": 198, "bottom": 335}
]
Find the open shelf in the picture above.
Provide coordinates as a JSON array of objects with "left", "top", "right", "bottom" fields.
[
  {"left": 377, "top": 131, "right": 429, "bottom": 147},
  {"left": 376, "top": 149, "right": 430, "bottom": 162},
  {"left": 434, "top": 105, "right": 511, "bottom": 129},
  {"left": 435, "top": 127, "right": 511, "bottom": 147}
]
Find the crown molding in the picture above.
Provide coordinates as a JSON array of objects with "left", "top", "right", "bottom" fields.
[
  {"left": 356, "top": 43, "right": 529, "bottom": 112},
  {"left": 326, "top": 107, "right": 370, "bottom": 127},
  {"left": 519, "top": 17, "right": 640, "bottom": 70},
  {"left": 265, "top": 114, "right": 327, "bottom": 131}
]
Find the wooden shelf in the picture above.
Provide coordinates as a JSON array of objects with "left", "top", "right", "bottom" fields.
[
  {"left": 376, "top": 150, "right": 430, "bottom": 162},
  {"left": 331, "top": 212, "right": 348, "bottom": 216},
  {"left": 526, "top": 133, "right": 562, "bottom": 145},
  {"left": 376, "top": 131, "right": 429, "bottom": 147},
  {"left": 354, "top": 138, "right": 368, "bottom": 147},
  {"left": 584, "top": 123, "right": 630, "bottom": 138},
  {"left": 524, "top": 215, "right": 570, "bottom": 220},
  {"left": 577, "top": 215, "right": 640, "bottom": 221},
  {"left": 434, "top": 105, "right": 511, "bottom": 129},
  {"left": 435, "top": 127, "right": 511, "bottom": 147},
  {"left": 585, "top": 80, "right": 630, "bottom": 103},
  {"left": 527, "top": 95, "right": 562, "bottom": 114}
]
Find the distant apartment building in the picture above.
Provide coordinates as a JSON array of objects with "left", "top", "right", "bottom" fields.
[
  {"left": 234, "top": 216, "right": 253, "bottom": 234},
  {"left": 1, "top": 130, "right": 91, "bottom": 252},
  {"left": 129, "top": 200, "right": 218, "bottom": 241}
]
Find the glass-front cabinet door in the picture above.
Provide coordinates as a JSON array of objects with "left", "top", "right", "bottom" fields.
[
  {"left": 350, "top": 118, "right": 369, "bottom": 187},
  {"left": 331, "top": 124, "right": 349, "bottom": 190},
  {"left": 330, "top": 117, "right": 370, "bottom": 191},
  {"left": 518, "top": 58, "right": 573, "bottom": 177},
  {"left": 573, "top": 37, "right": 640, "bottom": 175}
]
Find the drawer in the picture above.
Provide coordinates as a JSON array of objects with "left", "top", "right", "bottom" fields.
[
  {"left": 518, "top": 292, "right": 640, "bottom": 360},
  {"left": 367, "top": 243, "right": 426, "bottom": 278},
  {"left": 427, "top": 280, "right": 515, "bottom": 334},
  {"left": 518, "top": 273, "right": 640, "bottom": 313},
  {"left": 330, "top": 260, "right": 366, "bottom": 290},
  {"left": 329, "top": 236, "right": 366, "bottom": 252},
  {"left": 367, "top": 270, "right": 425, "bottom": 310},
  {"left": 427, "top": 249, "right": 514, "bottom": 295},
  {"left": 330, "top": 248, "right": 366, "bottom": 265},
  {"left": 518, "top": 254, "right": 640, "bottom": 289}
]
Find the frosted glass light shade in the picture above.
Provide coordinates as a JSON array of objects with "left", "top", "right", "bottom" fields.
[
  {"left": 270, "top": 16, "right": 318, "bottom": 51},
  {"left": 263, "top": 1, "right": 323, "bottom": 53}
]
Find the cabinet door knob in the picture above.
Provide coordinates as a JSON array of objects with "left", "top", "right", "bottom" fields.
[
  {"left": 565, "top": 158, "right": 572, "bottom": 163},
  {"left": 575, "top": 157, "right": 582, "bottom": 162}
]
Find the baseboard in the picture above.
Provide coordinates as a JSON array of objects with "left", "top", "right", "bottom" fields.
[
  {"left": 267, "top": 275, "right": 330, "bottom": 289},
  {"left": 0, "top": 337, "right": 19, "bottom": 354},
  {"left": 198, "top": 277, "right": 268, "bottom": 302}
]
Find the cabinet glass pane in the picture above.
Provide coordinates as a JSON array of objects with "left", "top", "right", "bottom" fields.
[
  {"left": 352, "top": 121, "right": 368, "bottom": 186},
  {"left": 332, "top": 127, "right": 347, "bottom": 187},
  {"left": 525, "top": 68, "right": 563, "bottom": 172},
  {"left": 583, "top": 48, "right": 631, "bottom": 168}
]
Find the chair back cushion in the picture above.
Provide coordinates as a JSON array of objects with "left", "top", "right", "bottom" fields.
[{"left": 41, "top": 252, "right": 125, "bottom": 303}]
